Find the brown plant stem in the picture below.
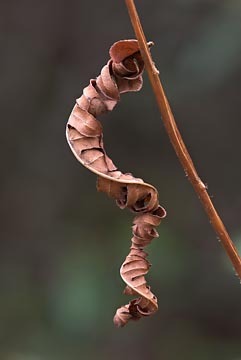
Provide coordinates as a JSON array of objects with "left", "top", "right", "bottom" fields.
[{"left": 125, "top": 0, "right": 241, "bottom": 279}]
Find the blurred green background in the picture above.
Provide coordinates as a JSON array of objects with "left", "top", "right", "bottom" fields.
[{"left": 1, "top": 0, "right": 241, "bottom": 359}]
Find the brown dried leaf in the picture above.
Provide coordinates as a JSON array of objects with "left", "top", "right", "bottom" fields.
[{"left": 66, "top": 39, "right": 167, "bottom": 327}]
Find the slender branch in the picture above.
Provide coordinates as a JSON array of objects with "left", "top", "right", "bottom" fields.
[{"left": 125, "top": 0, "right": 241, "bottom": 279}]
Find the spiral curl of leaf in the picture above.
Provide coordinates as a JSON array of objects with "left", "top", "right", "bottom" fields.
[{"left": 66, "top": 40, "right": 166, "bottom": 327}]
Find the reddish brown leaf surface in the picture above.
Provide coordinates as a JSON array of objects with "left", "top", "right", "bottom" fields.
[{"left": 66, "top": 40, "right": 166, "bottom": 327}]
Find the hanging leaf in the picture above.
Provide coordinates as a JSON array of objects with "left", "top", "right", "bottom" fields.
[{"left": 66, "top": 40, "right": 166, "bottom": 327}]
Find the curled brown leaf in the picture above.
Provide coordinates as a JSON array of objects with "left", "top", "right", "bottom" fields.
[{"left": 66, "top": 39, "right": 166, "bottom": 327}]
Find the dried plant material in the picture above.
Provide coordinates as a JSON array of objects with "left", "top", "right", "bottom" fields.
[{"left": 66, "top": 40, "right": 166, "bottom": 327}]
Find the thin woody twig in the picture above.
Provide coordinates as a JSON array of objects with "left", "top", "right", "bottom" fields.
[{"left": 125, "top": 0, "right": 241, "bottom": 279}]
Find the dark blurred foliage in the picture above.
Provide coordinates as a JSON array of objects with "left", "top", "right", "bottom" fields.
[{"left": 0, "top": 1, "right": 241, "bottom": 359}]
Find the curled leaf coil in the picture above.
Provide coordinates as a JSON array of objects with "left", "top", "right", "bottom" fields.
[{"left": 66, "top": 40, "right": 166, "bottom": 327}]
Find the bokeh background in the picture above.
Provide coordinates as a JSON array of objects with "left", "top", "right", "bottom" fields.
[{"left": 1, "top": 0, "right": 241, "bottom": 359}]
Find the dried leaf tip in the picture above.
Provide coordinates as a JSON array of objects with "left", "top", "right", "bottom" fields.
[{"left": 109, "top": 39, "right": 154, "bottom": 63}]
